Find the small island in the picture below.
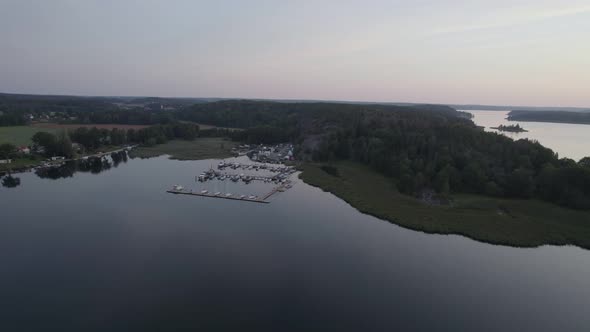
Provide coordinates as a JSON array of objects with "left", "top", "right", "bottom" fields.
[{"left": 491, "top": 124, "right": 528, "bottom": 132}]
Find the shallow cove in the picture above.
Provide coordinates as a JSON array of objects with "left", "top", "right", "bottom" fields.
[{"left": 1, "top": 155, "right": 590, "bottom": 331}]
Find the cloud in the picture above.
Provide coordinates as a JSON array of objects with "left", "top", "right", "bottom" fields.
[{"left": 431, "top": 4, "right": 590, "bottom": 35}]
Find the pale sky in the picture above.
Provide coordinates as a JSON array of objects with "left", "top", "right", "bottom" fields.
[{"left": 1, "top": 0, "right": 589, "bottom": 107}]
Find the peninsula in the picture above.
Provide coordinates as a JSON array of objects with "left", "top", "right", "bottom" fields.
[{"left": 507, "top": 110, "right": 590, "bottom": 125}]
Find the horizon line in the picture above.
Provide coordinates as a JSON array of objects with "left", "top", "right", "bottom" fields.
[{"left": 1, "top": 90, "right": 588, "bottom": 111}]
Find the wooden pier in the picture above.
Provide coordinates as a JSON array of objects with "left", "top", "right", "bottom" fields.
[
  {"left": 260, "top": 183, "right": 290, "bottom": 200},
  {"left": 166, "top": 189, "right": 270, "bottom": 204}
]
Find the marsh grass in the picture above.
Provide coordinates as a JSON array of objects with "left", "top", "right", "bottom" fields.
[
  {"left": 129, "top": 138, "right": 237, "bottom": 160},
  {"left": 300, "top": 161, "right": 590, "bottom": 249}
]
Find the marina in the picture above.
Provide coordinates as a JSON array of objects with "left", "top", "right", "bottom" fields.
[{"left": 169, "top": 157, "right": 295, "bottom": 204}]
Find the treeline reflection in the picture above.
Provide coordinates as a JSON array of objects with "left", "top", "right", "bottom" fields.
[
  {"left": 35, "top": 150, "right": 129, "bottom": 180},
  {"left": 1, "top": 151, "right": 129, "bottom": 188}
]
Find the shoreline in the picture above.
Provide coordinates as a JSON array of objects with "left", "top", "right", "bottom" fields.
[
  {"left": 6, "top": 138, "right": 590, "bottom": 251},
  {"left": 0, "top": 145, "right": 137, "bottom": 175},
  {"left": 298, "top": 161, "right": 590, "bottom": 250}
]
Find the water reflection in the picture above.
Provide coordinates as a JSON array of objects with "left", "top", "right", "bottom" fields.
[
  {"left": 35, "top": 150, "right": 128, "bottom": 180},
  {"left": 2, "top": 155, "right": 590, "bottom": 331},
  {"left": 1, "top": 175, "right": 21, "bottom": 188}
]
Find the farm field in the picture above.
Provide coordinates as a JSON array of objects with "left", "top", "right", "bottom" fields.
[{"left": 0, "top": 126, "right": 57, "bottom": 146}]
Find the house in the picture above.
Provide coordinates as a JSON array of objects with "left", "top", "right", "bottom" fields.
[
  {"left": 0, "top": 159, "right": 12, "bottom": 164},
  {"left": 17, "top": 146, "right": 31, "bottom": 154},
  {"left": 51, "top": 156, "right": 65, "bottom": 161}
]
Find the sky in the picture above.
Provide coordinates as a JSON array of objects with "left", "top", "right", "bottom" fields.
[{"left": 1, "top": 0, "right": 589, "bottom": 107}]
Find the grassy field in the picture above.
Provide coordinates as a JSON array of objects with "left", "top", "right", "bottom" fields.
[
  {"left": 0, "top": 157, "right": 45, "bottom": 172},
  {"left": 0, "top": 126, "right": 57, "bottom": 146},
  {"left": 130, "top": 138, "right": 237, "bottom": 160},
  {"left": 299, "top": 161, "right": 590, "bottom": 249}
]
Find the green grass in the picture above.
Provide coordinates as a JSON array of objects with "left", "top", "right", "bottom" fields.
[
  {"left": 0, "top": 157, "right": 44, "bottom": 172},
  {"left": 299, "top": 161, "right": 590, "bottom": 249},
  {"left": 0, "top": 126, "right": 57, "bottom": 146},
  {"left": 129, "top": 138, "right": 237, "bottom": 160}
]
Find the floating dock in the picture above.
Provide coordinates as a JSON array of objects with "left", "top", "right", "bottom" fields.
[{"left": 166, "top": 189, "right": 270, "bottom": 204}]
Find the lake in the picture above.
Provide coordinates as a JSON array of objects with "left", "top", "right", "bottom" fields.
[
  {"left": 2, "top": 154, "right": 590, "bottom": 331},
  {"left": 467, "top": 110, "right": 590, "bottom": 161}
]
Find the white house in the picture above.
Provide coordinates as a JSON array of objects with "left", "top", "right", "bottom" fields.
[{"left": 0, "top": 159, "right": 12, "bottom": 164}]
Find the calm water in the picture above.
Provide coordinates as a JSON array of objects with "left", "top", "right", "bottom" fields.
[
  {"left": 1, "top": 155, "right": 590, "bottom": 331},
  {"left": 467, "top": 110, "right": 590, "bottom": 161}
]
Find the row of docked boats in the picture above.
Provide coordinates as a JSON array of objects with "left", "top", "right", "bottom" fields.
[
  {"left": 217, "top": 160, "right": 294, "bottom": 174},
  {"left": 197, "top": 169, "right": 253, "bottom": 183}
]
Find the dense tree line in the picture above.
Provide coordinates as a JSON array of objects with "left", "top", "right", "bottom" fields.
[
  {"left": 0, "top": 111, "right": 27, "bottom": 126},
  {"left": 0, "top": 143, "right": 17, "bottom": 159},
  {"left": 32, "top": 123, "right": 200, "bottom": 158},
  {"left": 178, "top": 100, "right": 457, "bottom": 129},
  {"left": 32, "top": 131, "right": 74, "bottom": 158},
  {"left": 71, "top": 110, "right": 175, "bottom": 125},
  {"left": 128, "top": 123, "right": 199, "bottom": 146},
  {"left": 0, "top": 93, "right": 177, "bottom": 125},
  {"left": 71, "top": 122, "right": 200, "bottom": 149},
  {"left": 508, "top": 110, "right": 590, "bottom": 125},
  {"left": 229, "top": 126, "right": 291, "bottom": 144}
]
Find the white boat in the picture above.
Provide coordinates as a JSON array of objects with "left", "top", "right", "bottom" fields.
[
  {"left": 214, "top": 192, "right": 221, "bottom": 196},
  {"left": 201, "top": 190, "right": 208, "bottom": 194},
  {"left": 172, "top": 185, "right": 184, "bottom": 191},
  {"left": 240, "top": 195, "right": 246, "bottom": 199},
  {"left": 225, "top": 193, "right": 232, "bottom": 197}
]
